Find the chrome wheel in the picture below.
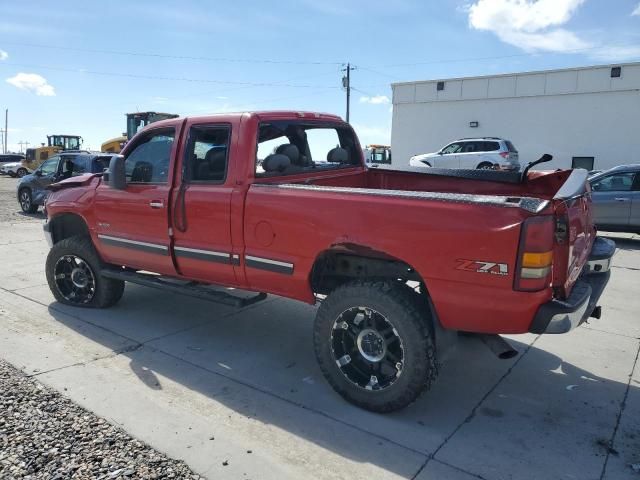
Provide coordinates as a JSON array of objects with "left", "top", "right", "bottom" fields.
[
  {"left": 19, "top": 190, "right": 31, "bottom": 212},
  {"left": 53, "top": 255, "right": 96, "bottom": 304},
  {"left": 331, "top": 307, "right": 404, "bottom": 391},
  {"left": 17, "top": 168, "right": 28, "bottom": 178}
]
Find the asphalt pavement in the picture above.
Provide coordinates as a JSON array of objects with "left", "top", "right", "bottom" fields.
[{"left": 0, "top": 174, "right": 639, "bottom": 479}]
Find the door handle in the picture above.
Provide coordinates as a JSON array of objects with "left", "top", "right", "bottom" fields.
[
  {"left": 149, "top": 200, "right": 164, "bottom": 209},
  {"left": 614, "top": 198, "right": 630, "bottom": 202}
]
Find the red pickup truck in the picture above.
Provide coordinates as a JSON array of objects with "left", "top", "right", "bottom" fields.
[{"left": 43, "top": 111, "right": 614, "bottom": 412}]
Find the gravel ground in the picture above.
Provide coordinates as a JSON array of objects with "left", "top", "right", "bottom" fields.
[
  {"left": 0, "top": 360, "right": 203, "bottom": 479},
  {"left": 0, "top": 175, "right": 45, "bottom": 223}
]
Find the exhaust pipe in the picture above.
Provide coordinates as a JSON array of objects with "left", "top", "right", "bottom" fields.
[{"left": 478, "top": 334, "right": 518, "bottom": 360}]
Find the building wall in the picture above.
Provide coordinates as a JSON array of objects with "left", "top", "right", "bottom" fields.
[{"left": 391, "top": 63, "right": 640, "bottom": 170}]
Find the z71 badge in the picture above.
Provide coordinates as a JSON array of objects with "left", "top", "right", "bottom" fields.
[{"left": 456, "top": 259, "right": 509, "bottom": 276}]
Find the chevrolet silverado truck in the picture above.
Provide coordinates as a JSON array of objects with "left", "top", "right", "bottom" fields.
[{"left": 42, "top": 111, "right": 615, "bottom": 412}]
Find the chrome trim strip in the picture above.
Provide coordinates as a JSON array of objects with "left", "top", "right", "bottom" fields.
[
  {"left": 253, "top": 183, "right": 549, "bottom": 214},
  {"left": 553, "top": 169, "right": 588, "bottom": 200},
  {"left": 98, "top": 234, "right": 168, "bottom": 251},
  {"left": 174, "top": 246, "right": 229, "bottom": 258},
  {"left": 245, "top": 255, "right": 293, "bottom": 268},
  {"left": 245, "top": 255, "right": 294, "bottom": 274}
]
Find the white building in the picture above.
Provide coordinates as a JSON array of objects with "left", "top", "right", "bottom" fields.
[{"left": 391, "top": 62, "right": 640, "bottom": 171}]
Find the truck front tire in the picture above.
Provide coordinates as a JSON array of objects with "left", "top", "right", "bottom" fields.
[
  {"left": 46, "top": 235, "right": 124, "bottom": 308},
  {"left": 313, "top": 280, "right": 437, "bottom": 413}
]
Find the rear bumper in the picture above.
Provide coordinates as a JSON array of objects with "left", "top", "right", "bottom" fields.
[{"left": 529, "top": 237, "right": 615, "bottom": 334}]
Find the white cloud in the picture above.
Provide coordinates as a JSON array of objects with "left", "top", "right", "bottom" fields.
[
  {"left": 590, "top": 44, "right": 640, "bottom": 61},
  {"left": 6, "top": 73, "right": 56, "bottom": 96},
  {"left": 351, "top": 124, "right": 391, "bottom": 144},
  {"left": 632, "top": 3, "right": 640, "bottom": 16},
  {"left": 468, "top": 0, "right": 590, "bottom": 52},
  {"left": 0, "top": 49, "right": 7, "bottom": 60},
  {"left": 359, "top": 95, "right": 390, "bottom": 105}
]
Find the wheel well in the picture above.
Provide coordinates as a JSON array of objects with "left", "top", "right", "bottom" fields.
[
  {"left": 49, "top": 213, "right": 89, "bottom": 244},
  {"left": 310, "top": 247, "right": 422, "bottom": 294},
  {"left": 476, "top": 161, "right": 494, "bottom": 169},
  {"left": 310, "top": 247, "right": 439, "bottom": 336}
]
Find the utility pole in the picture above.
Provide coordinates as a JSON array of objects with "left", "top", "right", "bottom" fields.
[
  {"left": 18, "top": 141, "right": 29, "bottom": 153},
  {"left": 342, "top": 63, "right": 354, "bottom": 123}
]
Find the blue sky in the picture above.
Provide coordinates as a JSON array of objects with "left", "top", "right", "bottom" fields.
[{"left": 1, "top": 0, "right": 639, "bottom": 152}]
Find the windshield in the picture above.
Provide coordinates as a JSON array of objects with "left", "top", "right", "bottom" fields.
[
  {"left": 255, "top": 121, "right": 360, "bottom": 177},
  {"left": 49, "top": 136, "right": 81, "bottom": 150}
]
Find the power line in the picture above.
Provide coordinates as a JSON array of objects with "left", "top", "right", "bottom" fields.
[
  {"left": 366, "top": 43, "right": 640, "bottom": 68},
  {"left": 0, "top": 62, "right": 341, "bottom": 89},
  {"left": 1, "top": 41, "right": 343, "bottom": 66}
]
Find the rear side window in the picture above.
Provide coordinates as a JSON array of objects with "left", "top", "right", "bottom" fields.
[
  {"left": 125, "top": 129, "right": 175, "bottom": 184},
  {"left": 184, "top": 124, "right": 230, "bottom": 183},
  {"left": 0, "top": 155, "right": 23, "bottom": 162},
  {"left": 93, "top": 156, "right": 111, "bottom": 172},
  {"left": 591, "top": 172, "right": 635, "bottom": 192},
  {"left": 483, "top": 141, "right": 500, "bottom": 151},
  {"left": 505, "top": 141, "right": 518, "bottom": 153},
  {"left": 60, "top": 155, "right": 89, "bottom": 178},
  {"left": 461, "top": 141, "right": 481, "bottom": 153},
  {"left": 255, "top": 121, "right": 359, "bottom": 177},
  {"left": 72, "top": 156, "right": 88, "bottom": 175}
]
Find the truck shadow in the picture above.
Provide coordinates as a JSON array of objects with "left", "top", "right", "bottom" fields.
[{"left": 46, "top": 288, "right": 637, "bottom": 478}]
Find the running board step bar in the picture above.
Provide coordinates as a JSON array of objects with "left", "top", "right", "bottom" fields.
[{"left": 101, "top": 268, "right": 267, "bottom": 308}]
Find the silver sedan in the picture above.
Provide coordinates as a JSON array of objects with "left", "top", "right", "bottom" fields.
[{"left": 589, "top": 164, "right": 640, "bottom": 234}]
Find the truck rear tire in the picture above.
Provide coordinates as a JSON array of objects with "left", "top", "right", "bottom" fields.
[
  {"left": 313, "top": 280, "right": 437, "bottom": 412},
  {"left": 46, "top": 235, "right": 124, "bottom": 308}
]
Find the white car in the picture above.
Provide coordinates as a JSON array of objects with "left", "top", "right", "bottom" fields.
[
  {"left": 409, "top": 137, "right": 520, "bottom": 170},
  {"left": 0, "top": 162, "right": 31, "bottom": 177}
]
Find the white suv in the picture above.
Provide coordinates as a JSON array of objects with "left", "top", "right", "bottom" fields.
[{"left": 409, "top": 138, "right": 520, "bottom": 170}]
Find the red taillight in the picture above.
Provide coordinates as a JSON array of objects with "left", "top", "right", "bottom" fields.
[
  {"left": 499, "top": 152, "right": 509, "bottom": 158},
  {"left": 514, "top": 216, "right": 555, "bottom": 291}
]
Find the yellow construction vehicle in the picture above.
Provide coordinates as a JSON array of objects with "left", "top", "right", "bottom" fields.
[
  {"left": 23, "top": 134, "right": 83, "bottom": 170},
  {"left": 101, "top": 112, "right": 179, "bottom": 153}
]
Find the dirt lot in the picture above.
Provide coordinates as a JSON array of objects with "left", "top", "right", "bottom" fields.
[
  {"left": 0, "top": 175, "right": 45, "bottom": 223},
  {"left": 0, "top": 173, "right": 639, "bottom": 479}
]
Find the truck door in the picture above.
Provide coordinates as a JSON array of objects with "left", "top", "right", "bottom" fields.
[
  {"left": 436, "top": 142, "right": 462, "bottom": 168},
  {"left": 170, "top": 122, "right": 237, "bottom": 285},
  {"left": 93, "top": 127, "right": 177, "bottom": 276},
  {"left": 590, "top": 171, "right": 634, "bottom": 229}
]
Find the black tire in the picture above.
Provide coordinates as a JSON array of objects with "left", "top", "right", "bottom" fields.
[
  {"left": 313, "top": 280, "right": 437, "bottom": 413},
  {"left": 18, "top": 188, "right": 38, "bottom": 214},
  {"left": 477, "top": 162, "right": 495, "bottom": 170},
  {"left": 16, "top": 168, "right": 28, "bottom": 178},
  {"left": 46, "top": 235, "right": 124, "bottom": 308}
]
